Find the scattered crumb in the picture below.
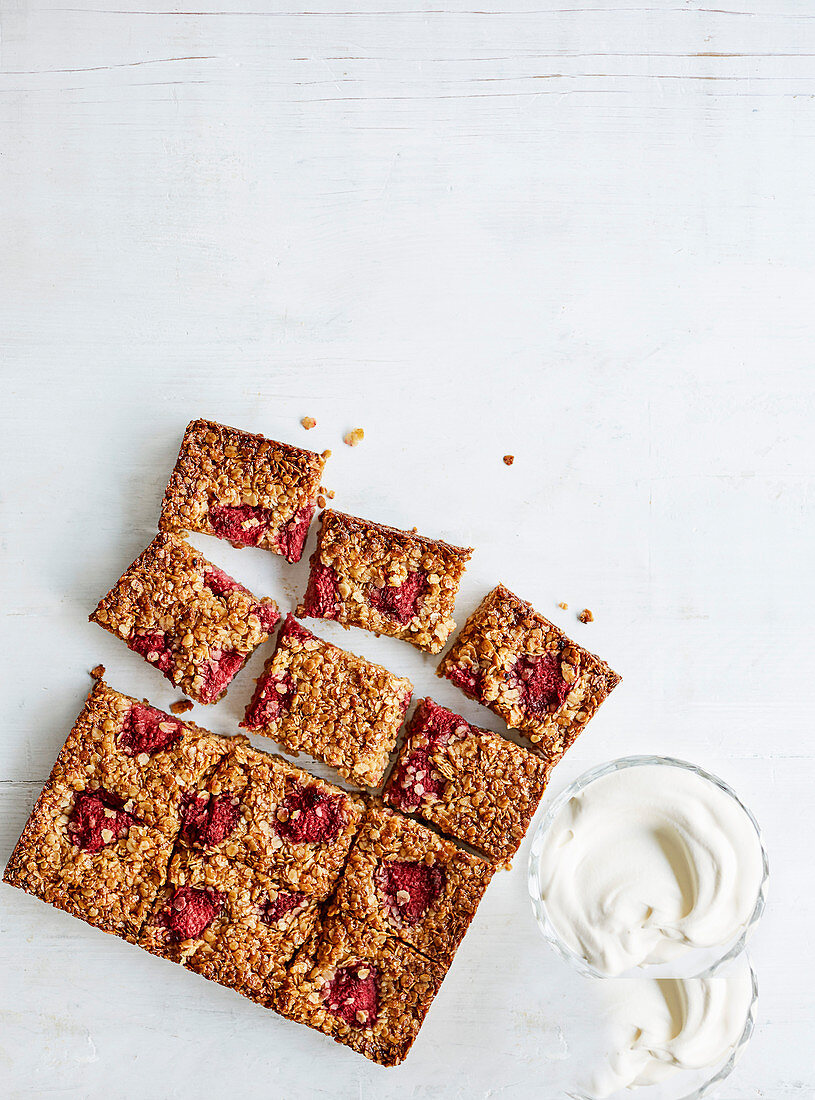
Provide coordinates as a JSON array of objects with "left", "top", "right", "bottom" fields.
[
  {"left": 301, "top": 416, "right": 317, "bottom": 430},
  {"left": 327, "top": 488, "right": 335, "bottom": 499},
  {"left": 503, "top": 454, "right": 514, "bottom": 466},
  {"left": 90, "top": 664, "right": 105, "bottom": 680},
  {"left": 558, "top": 602, "right": 568, "bottom": 611},
  {"left": 343, "top": 428, "right": 365, "bottom": 447},
  {"left": 321, "top": 449, "right": 332, "bottom": 459},
  {"left": 317, "top": 494, "right": 326, "bottom": 509},
  {"left": 170, "top": 699, "right": 194, "bottom": 715},
  {"left": 578, "top": 608, "right": 594, "bottom": 624}
]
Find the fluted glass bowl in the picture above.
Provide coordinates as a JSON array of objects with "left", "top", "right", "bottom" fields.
[{"left": 527, "top": 755, "right": 769, "bottom": 980}]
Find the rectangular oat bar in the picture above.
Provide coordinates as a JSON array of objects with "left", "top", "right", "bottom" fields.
[
  {"left": 139, "top": 849, "right": 320, "bottom": 1005},
  {"left": 438, "top": 584, "right": 621, "bottom": 763},
  {"left": 383, "top": 698, "right": 551, "bottom": 865},
  {"left": 90, "top": 533, "right": 279, "bottom": 704},
  {"left": 327, "top": 802, "right": 494, "bottom": 966},
  {"left": 276, "top": 910, "right": 449, "bottom": 1066},
  {"left": 3, "top": 680, "right": 230, "bottom": 940},
  {"left": 242, "top": 615, "right": 412, "bottom": 788},
  {"left": 180, "top": 741, "right": 365, "bottom": 901},
  {"left": 298, "top": 510, "right": 473, "bottom": 654},
  {"left": 158, "top": 418, "right": 328, "bottom": 563}
]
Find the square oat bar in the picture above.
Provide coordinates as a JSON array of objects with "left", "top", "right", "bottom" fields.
[
  {"left": 180, "top": 741, "right": 365, "bottom": 901},
  {"left": 90, "top": 533, "right": 279, "bottom": 704},
  {"left": 158, "top": 418, "right": 328, "bottom": 563},
  {"left": 298, "top": 510, "right": 472, "bottom": 653},
  {"left": 438, "top": 584, "right": 621, "bottom": 763},
  {"left": 383, "top": 698, "right": 551, "bottom": 866},
  {"left": 242, "top": 616, "right": 412, "bottom": 789},
  {"left": 3, "top": 680, "right": 229, "bottom": 940},
  {"left": 139, "top": 849, "right": 320, "bottom": 1006},
  {"left": 327, "top": 803, "right": 494, "bottom": 965},
  {"left": 276, "top": 910, "right": 449, "bottom": 1066}
]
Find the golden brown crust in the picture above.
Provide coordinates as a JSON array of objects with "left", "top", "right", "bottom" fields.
[
  {"left": 138, "top": 850, "right": 320, "bottom": 1005},
  {"left": 327, "top": 803, "right": 494, "bottom": 965},
  {"left": 438, "top": 584, "right": 621, "bottom": 763},
  {"left": 2, "top": 680, "right": 230, "bottom": 940},
  {"left": 158, "top": 418, "right": 327, "bottom": 561},
  {"left": 298, "top": 510, "right": 472, "bottom": 654},
  {"left": 276, "top": 911, "right": 448, "bottom": 1065},
  {"left": 90, "top": 533, "right": 278, "bottom": 704},
  {"left": 242, "top": 617, "right": 412, "bottom": 789},
  {"left": 383, "top": 698, "right": 551, "bottom": 865}
]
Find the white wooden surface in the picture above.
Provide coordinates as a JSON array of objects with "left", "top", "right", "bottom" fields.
[{"left": 2, "top": 2, "right": 815, "bottom": 1097}]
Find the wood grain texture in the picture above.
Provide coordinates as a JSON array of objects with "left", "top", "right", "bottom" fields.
[{"left": 1, "top": 1, "right": 814, "bottom": 1096}]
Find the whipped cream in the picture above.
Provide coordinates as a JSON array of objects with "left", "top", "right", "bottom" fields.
[
  {"left": 538, "top": 763, "right": 764, "bottom": 975},
  {"left": 587, "top": 970, "right": 754, "bottom": 1097}
]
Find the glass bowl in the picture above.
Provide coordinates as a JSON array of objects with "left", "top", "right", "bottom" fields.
[
  {"left": 527, "top": 755, "right": 769, "bottom": 980},
  {"left": 567, "top": 956, "right": 759, "bottom": 1100}
]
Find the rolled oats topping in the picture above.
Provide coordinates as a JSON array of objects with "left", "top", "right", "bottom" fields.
[
  {"left": 298, "top": 510, "right": 473, "bottom": 654},
  {"left": 437, "top": 584, "right": 621, "bottom": 763},
  {"left": 157, "top": 418, "right": 328, "bottom": 562},
  {"left": 383, "top": 698, "right": 552, "bottom": 865},
  {"left": 242, "top": 615, "right": 413, "bottom": 789},
  {"left": 90, "top": 533, "right": 279, "bottom": 705},
  {"left": 276, "top": 912, "right": 448, "bottom": 1066}
]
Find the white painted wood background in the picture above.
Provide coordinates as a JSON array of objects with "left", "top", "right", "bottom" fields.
[{"left": 2, "top": 1, "right": 814, "bottom": 1097}]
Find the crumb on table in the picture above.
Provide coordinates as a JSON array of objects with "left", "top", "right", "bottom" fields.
[
  {"left": 557, "top": 602, "right": 568, "bottom": 611},
  {"left": 317, "top": 494, "right": 326, "bottom": 509},
  {"left": 90, "top": 664, "right": 105, "bottom": 679},
  {"left": 170, "top": 699, "right": 194, "bottom": 715},
  {"left": 344, "top": 428, "right": 365, "bottom": 447},
  {"left": 301, "top": 416, "right": 317, "bottom": 430},
  {"left": 578, "top": 608, "right": 594, "bottom": 623},
  {"left": 502, "top": 455, "right": 514, "bottom": 466}
]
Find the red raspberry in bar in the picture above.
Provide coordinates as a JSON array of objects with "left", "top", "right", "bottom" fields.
[{"left": 67, "top": 788, "right": 137, "bottom": 853}]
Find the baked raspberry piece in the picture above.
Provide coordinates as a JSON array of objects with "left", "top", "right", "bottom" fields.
[
  {"left": 328, "top": 803, "right": 494, "bottom": 965},
  {"left": 383, "top": 698, "right": 551, "bottom": 865},
  {"left": 260, "top": 889, "right": 309, "bottom": 926},
  {"left": 190, "top": 741, "right": 364, "bottom": 901},
  {"left": 159, "top": 885, "right": 223, "bottom": 941},
  {"left": 90, "top": 533, "right": 278, "bottom": 704},
  {"left": 276, "top": 911, "right": 448, "bottom": 1066},
  {"left": 242, "top": 615, "right": 412, "bottom": 788},
  {"left": 158, "top": 418, "right": 329, "bottom": 563},
  {"left": 438, "top": 584, "right": 621, "bottom": 763},
  {"left": 298, "top": 510, "right": 472, "bottom": 654},
  {"left": 119, "top": 702, "right": 184, "bottom": 757},
  {"left": 139, "top": 851, "right": 319, "bottom": 1005},
  {"left": 67, "top": 788, "right": 137, "bottom": 853},
  {"left": 180, "top": 790, "right": 241, "bottom": 848}
]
